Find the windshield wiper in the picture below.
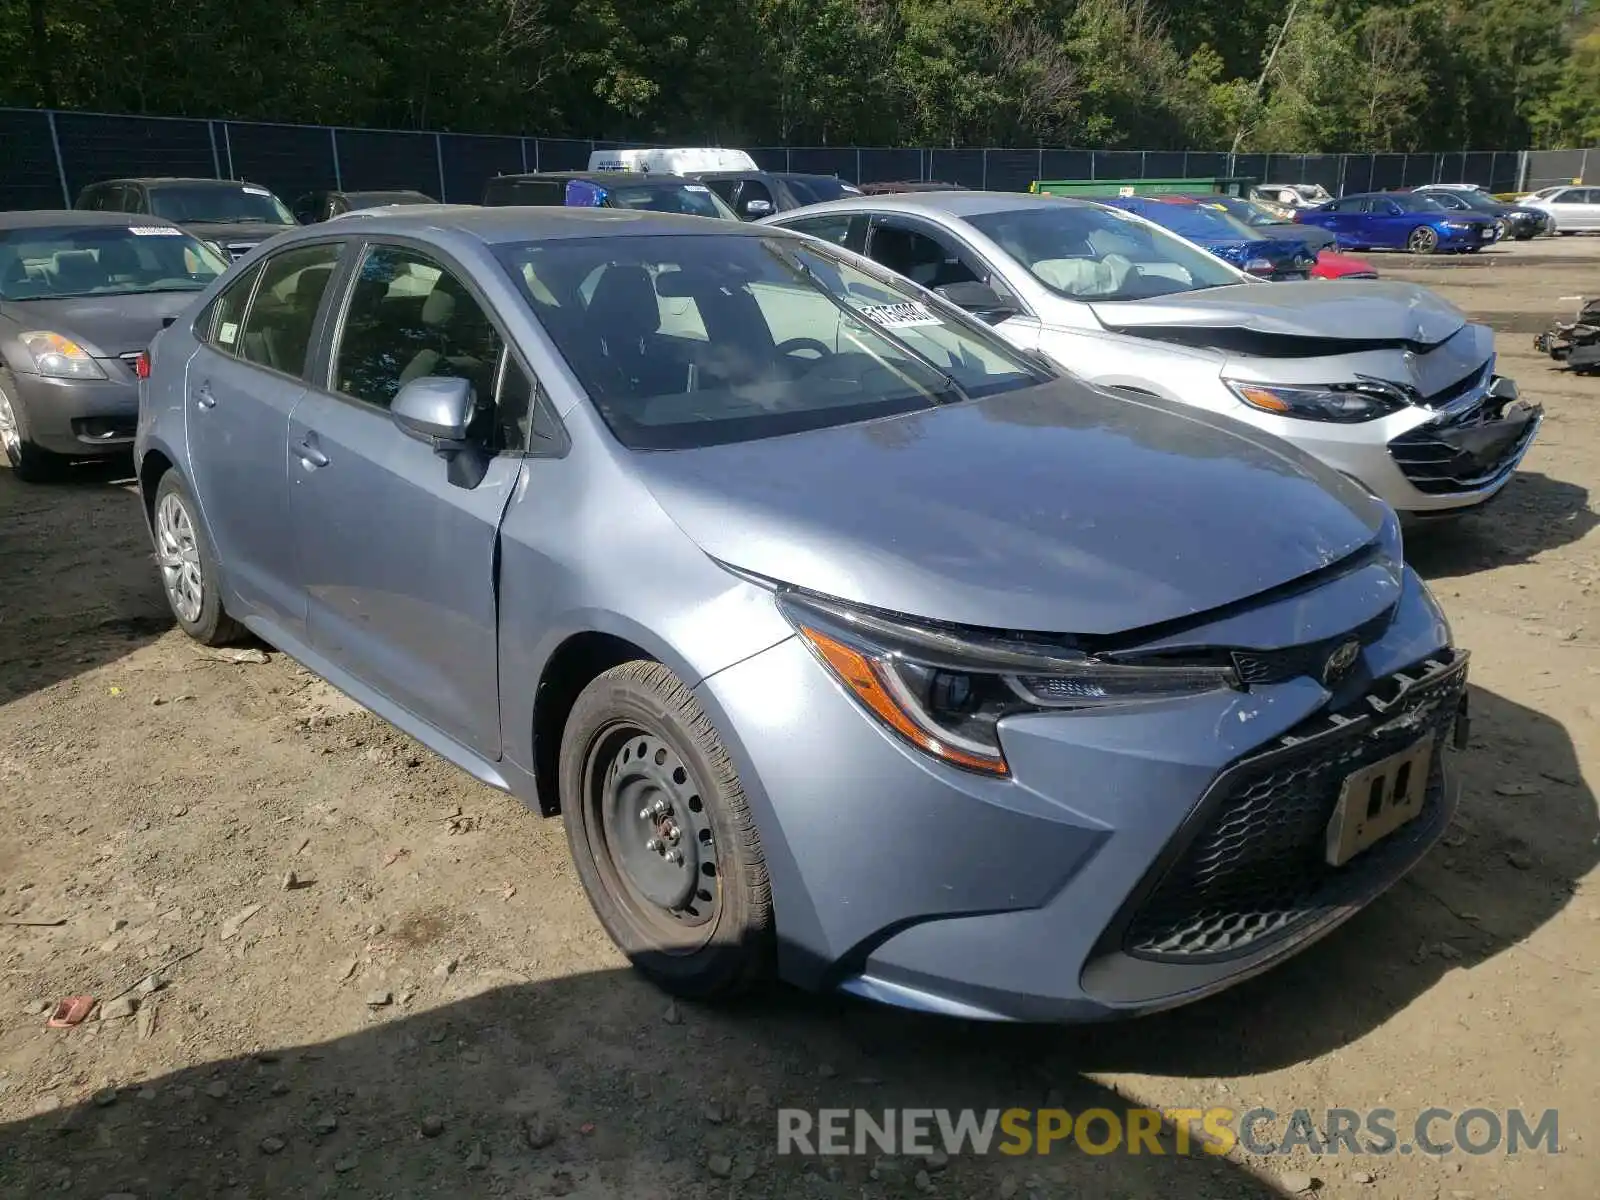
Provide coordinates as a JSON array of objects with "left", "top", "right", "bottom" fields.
[{"left": 764, "top": 244, "right": 969, "bottom": 404}]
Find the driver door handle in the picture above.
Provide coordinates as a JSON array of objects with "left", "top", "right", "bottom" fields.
[
  {"left": 294, "top": 439, "right": 329, "bottom": 469},
  {"left": 193, "top": 383, "right": 216, "bottom": 410}
]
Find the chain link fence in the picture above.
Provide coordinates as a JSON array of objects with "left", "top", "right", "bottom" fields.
[{"left": 1, "top": 107, "right": 1593, "bottom": 212}]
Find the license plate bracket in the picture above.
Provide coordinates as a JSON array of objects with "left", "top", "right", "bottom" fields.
[{"left": 1325, "top": 737, "right": 1434, "bottom": 867}]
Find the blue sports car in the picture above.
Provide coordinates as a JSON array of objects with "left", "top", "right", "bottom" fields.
[
  {"left": 1294, "top": 192, "right": 1498, "bottom": 255},
  {"left": 1101, "top": 196, "right": 1318, "bottom": 280}
]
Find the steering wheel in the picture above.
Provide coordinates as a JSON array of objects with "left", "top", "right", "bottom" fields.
[{"left": 775, "top": 337, "right": 831, "bottom": 359}]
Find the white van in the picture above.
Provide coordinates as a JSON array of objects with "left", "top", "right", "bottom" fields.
[{"left": 587, "top": 147, "right": 759, "bottom": 175}]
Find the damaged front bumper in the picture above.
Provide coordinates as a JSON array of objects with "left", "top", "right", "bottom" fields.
[{"left": 1385, "top": 376, "right": 1542, "bottom": 508}]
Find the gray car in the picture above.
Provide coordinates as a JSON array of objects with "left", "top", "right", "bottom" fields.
[
  {"left": 135, "top": 207, "right": 1469, "bottom": 1021},
  {"left": 0, "top": 210, "right": 229, "bottom": 480},
  {"left": 763, "top": 192, "right": 1540, "bottom": 519}
]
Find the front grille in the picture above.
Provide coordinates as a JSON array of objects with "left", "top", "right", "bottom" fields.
[
  {"left": 1388, "top": 396, "right": 1539, "bottom": 495},
  {"left": 1230, "top": 609, "right": 1394, "bottom": 685},
  {"left": 1121, "top": 651, "right": 1468, "bottom": 961}
]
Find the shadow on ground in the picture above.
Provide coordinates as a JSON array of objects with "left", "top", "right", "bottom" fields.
[
  {"left": 0, "top": 460, "right": 174, "bottom": 706},
  {"left": 1406, "top": 472, "right": 1597, "bottom": 579}
]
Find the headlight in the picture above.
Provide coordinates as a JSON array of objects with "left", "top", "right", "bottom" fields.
[
  {"left": 20, "top": 331, "right": 107, "bottom": 380},
  {"left": 778, "top": 592, "right": 1240, "bottom": 776},
  {"left": 1227, "top": 379, "right": 1408, "bottom": 423}
]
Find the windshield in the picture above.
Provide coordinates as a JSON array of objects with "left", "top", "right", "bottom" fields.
[
  {"left": 1434, "top": 190, "right": 1498, "bottom": 212},
  {"left": 345, "top": 191, "right": 434, "bottom": 209},
  {"left": 1387, "top": 193, "right": 1448, "bottom": 213},
  {"left": 784, "top": 177, "right": 862, "bottom": 206},
  {"left": 602, "top": 184, "right": 737, "bottom": 220},
  {"left": 148, "top": 184, "right": 295, "bottom": 225},
  {"left": 966, "top": 204, "right": 1242, "bottom": 301},
  {"left": 1127, "top": 201, "right": 1258, "bottom": 241},
  {"left": 496, "top": 233, "right": 1051, "bottom": 449},
  {"left": 1209, "top": 197, "right": 1288, "bottom": 228},
  {"left": 0, "top": 224, "right": 229, "bottom": 300}
]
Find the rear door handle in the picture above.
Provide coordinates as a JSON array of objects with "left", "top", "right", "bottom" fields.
[
  {"left": 193, "top": 383, "right": 216, "bottom": 409},
  {"left": 294, "top": 439, "right": 329, "bottom": 469}
]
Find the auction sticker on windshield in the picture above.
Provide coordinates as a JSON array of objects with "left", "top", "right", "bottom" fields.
[
  {"left": 128, "top": 226, "right": 184, "bottom": 236},
  {"left": 857, "top": 301, "right": 944, "bottom": 330}
]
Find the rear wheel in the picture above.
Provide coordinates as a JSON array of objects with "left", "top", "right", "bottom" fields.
[
  {"left": 0, "top": 370, "right": 66, "bottom": 483},
  {"left": 1407, "top": 227, "right": 1440, "bottom": 254},
  {"left": 152, "top": 471, "right": 241, "bottom": 645},
  {"left": 560, "top": 661, "right": 774, "bottom": 998}
]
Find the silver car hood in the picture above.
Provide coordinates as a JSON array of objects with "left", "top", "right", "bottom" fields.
[
  {"left": 1090, "top": 281, "right": 1467, "bottom": 347},
  {"left": 631, "top": 379, "right": 1386, "bottom": 636}
]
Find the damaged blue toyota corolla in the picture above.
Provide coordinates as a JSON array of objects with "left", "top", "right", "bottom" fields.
[{"left": 135, "top": 207, "right": 1468, "bottom": 1021}]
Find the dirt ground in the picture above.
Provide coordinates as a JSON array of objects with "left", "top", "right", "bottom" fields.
[{"left": 2, "top": 238, "right": 1598, "bottom": 1200}]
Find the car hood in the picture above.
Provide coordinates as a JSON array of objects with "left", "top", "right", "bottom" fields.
[
  {"left": 629, "top": 379, "right": 1385, "bottom": 635},
  {"left": 182, "top": 221, "right": 296, "bottom": 244},
  {"left": 3, "top": 292, "right": 200, "bottom": 358},
  {"left": 1089, "top": 280, "right": 1465, "bottom": 346}
]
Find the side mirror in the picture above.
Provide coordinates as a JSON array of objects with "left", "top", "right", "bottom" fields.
[
  {"left": 392, "top": 376, "right": 474, "bottom": 442},
  {"left": 391, "top": 376, "right": 490, "bottom": 489},
  {"left": 934, "top": 280, "right": 1019, "bottom": 324},
  {"left": 742, "top": 198, "right": 774, "bottom": 218}
]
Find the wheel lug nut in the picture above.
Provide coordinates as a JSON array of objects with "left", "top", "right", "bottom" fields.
[
  {"left": 664, "top": 824, "right": 680, "bottom": 843},
  {"left": 645, "top": 838, "right": 661, "bottom": 853},
  {"left": 667, "top": 850, "right": 683, "bottom": 866},
  {"left": 651, "top": 799, "right": 671, "bottom": 817},
  {"left": 638, "top": 807, "right": 652, "bottom": 821}
]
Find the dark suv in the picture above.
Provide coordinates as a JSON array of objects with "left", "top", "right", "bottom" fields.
[
  {"left": 75, "top": 177, "right": 298, "bottom": 260},
  {"left": 691, "top": 171, "right": 862, "bottom": 219},
  {"left": 292, "top": 189, "right": 436, "bottom": 224},
  {"left": 482, "top": 172, "right": 736, "bottom": 219}
]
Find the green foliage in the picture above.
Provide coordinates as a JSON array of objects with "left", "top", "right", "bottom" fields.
[{"left": 0, "top": 0, "right": 1594, "bottom": 149}]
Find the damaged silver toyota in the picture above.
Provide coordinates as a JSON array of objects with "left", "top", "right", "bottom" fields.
[{"left": 764, "top": 190, "right": 1542, "bottom": 519}]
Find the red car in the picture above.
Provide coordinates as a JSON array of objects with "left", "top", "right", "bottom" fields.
[{"left": 1312, "top": 249, "right": 1379, "bottom": 280}]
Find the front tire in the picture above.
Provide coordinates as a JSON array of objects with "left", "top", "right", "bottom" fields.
[
  {"left": 151, "top": 471, "right": 241, "bottom": 645},
  {"left": 559, "top": 660, "right": 774, "bottom": 999},
  {"left": 1407, "top": 226, "right": 1440, "bottom": 254},
  {"left": 0, "top": 369, "right": 67, "bottom": 483}
]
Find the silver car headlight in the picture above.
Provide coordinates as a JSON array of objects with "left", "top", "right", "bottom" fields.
[
  {"left": 778, "top": 591, "right": 1240, "bottom": 776},
  {"left": 20, "top": 331, "right": 108, "bottom": 380},
  {"left": 1227, "top": 379, "right": 1408, "bottom": 423}
]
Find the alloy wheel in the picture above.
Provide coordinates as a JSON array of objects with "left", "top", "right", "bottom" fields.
[
  {"left": 587, "top": 723, "right": 723, "bottom": 945},
  {"left": 155, "top": 491, "right": 205, "bottom": 625},
  {"left": 0, "top": 389, "right": 21, "bottom": 464},
  {"left": 1408, "top": 227, "right": 1439, "bottom": 254}
]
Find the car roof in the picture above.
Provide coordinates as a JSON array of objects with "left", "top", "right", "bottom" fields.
[
  {"left": 0, "top": 209, "right": 188, "bottom": 231},
  {"left": 491, "top": 172, "right": 698, "bottom": 186},
  {"left": 767, "top": 190, "right": 1099, "bottom": 220},
  {"left": 305, "top": 205, "right": 782, "bottom": 245},
  {"left": 92, "top": 177, "right": 268, "bottom": 188}
]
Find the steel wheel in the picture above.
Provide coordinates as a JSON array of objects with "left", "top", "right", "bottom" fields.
[
  {"left": 586, "top": 723, "right": 723, "bottom": 945},
  {"left": 0, "top": 387, "right": 20, "bottom": 465},
  {"left": 1407, "top": 226, "right": 1440, "bottom": 254},
  {"left": 155, "top": 490, "right": 205, "bottom": 625}
]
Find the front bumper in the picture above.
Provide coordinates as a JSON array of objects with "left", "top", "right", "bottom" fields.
[
  {"left": 699, "top": 567, "right": 1460, "bottom": 1021},
  {"left": 1436, "top": 224, "right": 1496, "bottom": 249},
  {"left": 10, "top": 358, "right": 140, "bottom": 457},
  {"left": 1228, "top": 373, "right": 1538, "bottom": 516}
]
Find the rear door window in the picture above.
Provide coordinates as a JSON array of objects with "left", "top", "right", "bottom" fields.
[
  {"left": 201, "top": 262, "right": 264, "bottom": 355},
  {"left": 236, "top": 242, "right": 345, "bottom": 378}
]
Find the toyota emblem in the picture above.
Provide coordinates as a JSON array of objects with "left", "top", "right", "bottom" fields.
[{"left": 1322, "top": 639, "right": 1361, "bottom": 686}]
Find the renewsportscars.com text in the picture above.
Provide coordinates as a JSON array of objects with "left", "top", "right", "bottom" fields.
[{"left": 776, "top": 1106, "right": 1561, "bottom": 1158}]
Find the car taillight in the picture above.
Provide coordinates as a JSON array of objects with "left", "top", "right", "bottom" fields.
[{"left": 133, "top": 351, "right": 150, "bottom": 379}]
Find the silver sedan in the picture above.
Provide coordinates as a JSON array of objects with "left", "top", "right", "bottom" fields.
[{"left": 765, "top": 191, "right": 1541, "bottom": 519}]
